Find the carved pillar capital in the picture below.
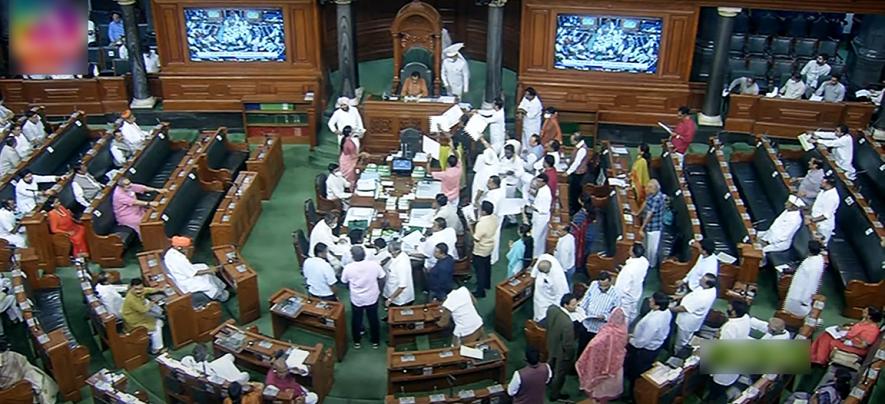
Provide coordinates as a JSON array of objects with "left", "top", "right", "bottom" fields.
[
  {"left": 487, "top": 0, "right": 507, "bottom": 7},
  {"left": 115, "top": 0, "right": 137, "bottom": 6},
  {"left": 717, "top": 7, "right": 741, "bottom": 18}
]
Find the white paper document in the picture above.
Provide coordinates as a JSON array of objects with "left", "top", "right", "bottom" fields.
[
  {"left": 716, "top": 252, "right": 737, "bottom": 264},
  {"left": 825, "top": 325, "right": 847, "bottom": 339},
  {"left": 657, "top": 122, "right": 674, "bottom": 135},
  {"left": 422, "top": 136, "right": 441, "bottom": 160},
  {"left": 460, "top": 206, "right": 477, "bottom": 223},
  {"left": 809, "top": 95, "right": 824, "bottom": 102},
  {"left": 401, "top": 230, "right": 424, "bottom": 253},
  {"left": 459, "top": 345, "right": 484, "bottom": 360},
  {"left": 497, "top": 198, "right": 526, "bottom": 216},
  {"left": 464, "top": 114, "right": 489, "bottom": 140},
  {"left": 607, "top": 177, "right": 627, "bottom": 188},
  {"left": 798, "top": 133, "right": 815, "bottom": 151},
  {"left": 611, "top": 146, "right": 629, "bottom": 155}
]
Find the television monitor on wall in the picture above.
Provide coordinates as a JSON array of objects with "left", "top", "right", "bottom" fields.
[
  {"left": 554, "top": 14, "right": 662, "bottom": 74},
  {"left": 184, "top": 8, "right": 286, "bottom": 62}
]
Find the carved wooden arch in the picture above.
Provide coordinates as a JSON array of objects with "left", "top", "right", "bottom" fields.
[{"left": 391, "top": 0, "right": 442, "bottom": 96}]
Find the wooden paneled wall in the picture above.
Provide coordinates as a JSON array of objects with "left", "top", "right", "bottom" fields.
[{"left": 321, "top": 0, "right": 522, "bottom": 72}]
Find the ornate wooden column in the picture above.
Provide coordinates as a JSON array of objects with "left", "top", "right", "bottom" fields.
[
  {"left": 699, "top": 7, "right": 740, "bottom": 126},
  {"left": 483, "top": 0, "right": 506, "bottom": 107},
  {"left": 333, "top": 0, "right": 358, "bottom": 98},
  {"left": 117, "top": 0, "right": 155, "bottom": 108}
]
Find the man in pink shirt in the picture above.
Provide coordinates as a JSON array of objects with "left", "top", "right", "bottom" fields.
[
  {"left": 112, "top": 177, "right": 165, "bottom": 239},
  {"left": 670, "top": 106, "right": 696, "bottom": 161},
  {"left": 340, "top": 246, "right": 386, "bottom": 349},
  {"left": 264, "top": 350, "right": 318, "bottom": 403},
  {"left": 431, "top": 155, "right": 462, "bottom": 205}
]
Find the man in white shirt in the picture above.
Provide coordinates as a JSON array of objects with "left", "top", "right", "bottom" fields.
[
  {"left": 441, "top": 43, "right": 470, "bottom": 99},
  {"left": 9, "top": 125, "right": 33, "bottom": 159},
  {"left": 810, "top": 177, "right": 839, "bottom": 243},
  {"left": 708, "top": 300, "right": 751, "bottom": 403},
  {"left": 815, "top": 125, "right": 855, "bottom": 180},
  {"left": 506, "top": 347, "right": 552, "bottom": 401},
  {"left": 498, "top": 143, "right": 525, "bottom": 200},
  {"left": 626, "top": 292, "right": 672, "bottom": 382},
  {"left": 815, "top": 75, "right": 846, "bottom": 103},
  {"left": 439, "top": 286, "right": 484, "bottom": 345},
  {"left": 309, "top": 213, "right": 349, "bottom": 269},
  {"left": 164, "top": 243, "right": 230, "bottom": 302},
  {"left": 433, "top": 193, "right": 463, "bottom": 236},
  {"left": 517, "top": 87, "right": 543, "bottom": 147},
  {"left": 110, "top": 129, "right": 134, "bottom": 169},
  {"left": 672, "top": 273, "right": 718, "bottom": 350},
  {"left": 800, "top": 54, "right": 831, "bottom": 97},
  {"left": 0, "top": 96, "right": 14, "bottom": 127},
  {"left": 143, "top": 49, "right": 161, "bottom": 74},
  {"left": 530, "top": 254, "right": 569, "bottom": 323},
  {"left": 302, "top": 243, "right": 338, "bottom": 301},
  {"left": 327, "top": 97, "right": 364, "bottom": 147},
  {"left": 383, "top": 240, "right": 414, "bottom": 307},
  {"left": 614, "top": 243, "right": 650, "bottom": 324},
  {"left": 784, "top": 240, "right": 825, "bottom": 318},
  {"left": 0, "top": 199, "right": 25, "bottom": 247},
  {"left": 553, "top": 225, "right": 576, "bottom": 286},
  {"left": 94, "top": 271, "right": 124, "bottom": 318},
  {"left": 412, "top": 217, "right": 458, "bottom": 270},
  {"left": 779, "top": 73, "right": 807, "bottom": 100},
  {"left": 477, "top": 99, "right": 506, "bottom": 153},
  {"left": 324, "top": 163, "right": 351, "bottom": 209},
  {"left": 15, "top": 170, "right": 60, "bottom": 214},
  {"left": 120, "top": 110, "right": 149, "bottom": 150},
  {"left": 22, "top": 111, "right": 47, "bottom": 147},
  {"left": 528, "top": 174, "right": 552, "bottom": 257},
  {"left": 749, "top": 316, "right": 790, "bottom": 340},
  {"left": 0, "top": 137, "right": 22, "bottom": 177},
  {"left": 471, "top": 142, "right": 500, "bottom": 203},
  {"left": 758, "top": 195, "right": 804, "bottom": 255},
  {"left": 726, "top": 76, "right": 760, "bottom": 95},
  {"left": 677, "top": 239, "right": 718, "bottom": 292}
]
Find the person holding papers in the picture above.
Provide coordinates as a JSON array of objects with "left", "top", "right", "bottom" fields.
[
  {"left": 328, "top": 98, "right": 364, "bottom": 146},
  {"left": 779, "top": 73, "right": 807, "bottom": 100},
  {"left": 671, "top": 274, "right": 718, "bottom": 350},
  {"left": 472, "top": 201, "right": 497, "bottom": 298},
  {"left": 498, "top": 143, "right": 526, "bottom": 200},
  {"left": 625, "top": 292, "right": 672, "bottom": 382},
  {"left": 725, "top": 76, "right": 760, "bottom": 95},
  {"left": 265, "top": 350, "right": 318, "bottom": 403},
  {"left": 707, "top": 300, "right": 751, "bottom": 404},
  {"left": 439, "top": 286, "right": 484, "bottom": 346},
  {"left": 810, "top": 176, "right": 839, "bottom": 243},
  {"left": 613, "top": 243, "right": 649, "bottom": 324},
  {"left": 477, "top": 99, "right": 506, "bottom": 153},
  {"left": 527, "top": 174, "right": 552, "bottom": 257},
  {"left": 431, "top": 154, "right": 462, "bottom": 204},
  {"left": 815, "top": 75, "right": 846, "bottom": 102},
  {"left": 471, "top": 139, "right": 500, "bottom": 204},
  {"left": 400, "top": 71, "right": 429, "bottom": 98},
  {"left": 814, "top": 125, "right": 855, "bottom": 180},
  {"left": 546, "top": 293, "right": 579, "bottom": 402},
  {"left": 668, "top": 106, "right": 696, "bottom": 161},
  {"left": 516, "top": 87, "right": 543, "bottom": 147},
  {"left": 432, "top": 193, "right": 463, "bottom": 236},
  {"left": 784, "top": 240, "right": 825, "bottom": 318},
  {"left": 164, "top": 238, "right": 230, "bottom": 302},
  {"left": 676, "top": 239, "right": 718, "bottom": 292},
  {"left": 578, "top": 272, "right": 621, "bottom": 351},
  {"left": 758, "top": 195, "right": 804, "bottom": 254},
  {"left": 810, "top": 306, "right": 882, "bottom": 364},
  {"left": 325, "top": 163, "right": 352, "bottom": 209}
]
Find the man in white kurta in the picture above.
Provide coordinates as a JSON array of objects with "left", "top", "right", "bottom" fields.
[
  {"left": 0, "top": 201, "right": 25, "bottom": 247},
  {"left": 758, "top": 195, "right": 804, "bottom": 254},
  {"left": 327, "top": 97, "right": 364, "bottom": 147},
  {"left": 94, "top": 273, "right": 125, "bottom": 318},
  {"left": 0, "top": 139, "right": 22, "bottom": 177},
  {"left": 710, "top": 301, "right": 751, "bottom": 398},
  {"left": 678, "top": 239, "right": 718, "bottom": 291},
  {"left": 471, "top": 146, "right": 499, "bottom": 203},
  {"left": 383, "top": 241, "right": 415, "bottom": 307},
  {"left": 15, "top": 171, "right": 59, "bottom": 214},
  {"left": 11, "top": 126, "right": 33, "bottom": 159},
  {"left": 810, "top": 178, "right": 839, "bottom": 244},
  {"left": 614, "top": 244, "right": 650, "bottom": 324},
  {"left": 784, "top": 240, "right": 825, "bottom": 318},
  {"left": 530, "top": 254, "right": 569, "bottom": 323},
  {"left": 815, "top": 126, "right": 855, "bottom": 180},
  {"left": 22, "top": 112, "right": 47, "bottom": 146},
  {"left": 325, "top": 164, "right": 352, "bottom": 209},
  {"left": 478, "top": 100, "right": 506, "bottom": 153},
  {"left": 417, "top": 218, "right": 458, "bottom": 270},
  {"left": 517, "top": 89, "right": 543, "bottom": 147},
  {"left": 672, "top": 274, "right": 718, "bottom": 349},
  {"left": 164, "top": 247, "right": 229, "bottom": 301},
  {"left": 120, "top": 110, "right": 149, "bottom": 151},
  {"left": 498, "top": 143, "right": 525, "bottom": 199},
  {"left": 554, "top": 227, "right": 576, "bottom": 284},
  {"left": 529, "top": 176, "right": 552, "bottom": 257},
  {"left": 800, "top": 55, "right": 831, "bottom": 97},
  {"left": 309, "top": 215, "right": 350, "bottom": 268},
  {"left": 441, "top": 43, "right": 470, "bottom": 98}
]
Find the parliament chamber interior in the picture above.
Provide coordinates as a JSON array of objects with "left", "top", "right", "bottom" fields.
[{"left": 0, "top": 0, "right": 885, "bottom": 403}]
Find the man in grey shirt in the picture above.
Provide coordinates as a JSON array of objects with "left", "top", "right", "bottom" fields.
[
  {"left": 796, "top": 158, "right": 825, "bottom": 206},
  {"left": 815, "top": 75, "right": 846, "bottom": 102},
  {"left": 726, "top": 76, "right": 760, "bottom": 95}
]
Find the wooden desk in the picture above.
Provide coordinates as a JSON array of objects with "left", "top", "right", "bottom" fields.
[
  {"left": 633, "top": 355, "right": 702, "bottom": 404},
  {"left": 246, "top": 134, "right": 285, "bottom": 200},
  {"left": 387, "top": 302, "right": 446, "bottom": 346},
  {"left": 361, "top": 99, "right": 455, "bottom": 154},
  {"left": 725, "top": 94, "right": 875, "bottom": 138},
  {"left": 137, "top": 250, "right": 223, "bottom": 349},
  {"left": 211, "top": 321, "right": 334, "bottom": 400},
  {"left": 212, "top": 245, "right": 260, "bottom": 324},
  {"left": 494, "top": 270, "right": 533, "bottom": 340},
  {"left": 269, "top": 288, "right": 348, "bottom": 362},
  {"left": 86, "top": 369, "right": 148, "bottom": 404},
  {"left": 210, "top": 171, "right": 262, "bottom": 248},
  {"left": 387, "top": 334, "right": 509, "bottom": 394},
  {"left": 0, "top": 77, "right": 129, "bottom": 115},
  {"left": 384, "top": 383, "right": 508, "bottom": 403}
]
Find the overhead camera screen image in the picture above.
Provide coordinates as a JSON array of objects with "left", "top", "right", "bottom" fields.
[
  {"left": 554, "top": 14, "right": 662, "bottom": 74},
  {"left": 184, "top": 8, "right": 286, "bottom": 62}
]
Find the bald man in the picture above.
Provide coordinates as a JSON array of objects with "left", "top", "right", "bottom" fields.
[
  {"left": 750, "top": 317, "right": 790, "bottom": 340},
  {"left": 639, "top": 179, "right": 665, "bottom": 266}
]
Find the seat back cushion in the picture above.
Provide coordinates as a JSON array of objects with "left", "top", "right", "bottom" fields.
[
  {"left": 205, "top": 135, "right": 228, "bottom": 170},
  {"left": 162, "top": 172, "right": 203, "bottom": 237},
  {"left": 659, "top": 153, "right": 693, "bottom": 262},
  {"left": 29, "top": 123, "right": 90, "bottom": 175},
  {"left": 87, "top": 142, "right": 115, "bottom": 180},
  {"left": 127, "top": 135, "right": 170, "bottom": 185},
  {"left": 705, "top": 152, "right": 750, "bottom": 246},
  {"left": 602, "top": 191, "right": 623, "bottom": 256},
  {"left": 854, "top": 137, "right": 885, "bottom": 195},
  {"left": 58, "top": 182, "right": 77, "bottom": 209},
  {"left": 93, "top": 191, "right": 118, "bottom": 236},
  {"left": 837, "top": 199, "right": 884, "bottom": 283}
]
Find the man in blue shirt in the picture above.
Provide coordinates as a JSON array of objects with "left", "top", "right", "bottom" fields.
[
  {"left": 108, "top": 12, "right": 125, "bottom": 44},
  {"left": 426, "top": 243, "right": 454, "bottom": 301},
  {"left": 639, "top": 179, "right": 665, "bottom": 267}
]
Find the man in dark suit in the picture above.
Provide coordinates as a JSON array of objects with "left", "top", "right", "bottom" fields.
[{"left": 546, "top": 293, "right": 578, "bottom": 401}]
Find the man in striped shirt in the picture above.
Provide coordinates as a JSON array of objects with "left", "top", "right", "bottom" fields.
[{"left": 577, "top": 272, "right": 621, "bottom": 352}]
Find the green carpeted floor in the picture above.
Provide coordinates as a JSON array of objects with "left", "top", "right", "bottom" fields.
[{"left": 2, "top": 59, "right": 853, "bottom": 403}]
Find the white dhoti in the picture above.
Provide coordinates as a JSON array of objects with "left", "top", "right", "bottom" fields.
[
  {"left": 531, "top": 213, "right": 550, "bottom": 257},
  {"left": 645, "top": 230, "right": 662, "bottom": 266}
]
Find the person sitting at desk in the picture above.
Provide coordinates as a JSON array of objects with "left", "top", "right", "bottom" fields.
[
  {"left": 328, "top": 98, "right": 364, "bottom": 147},
  {"left": 801, "top": 54, "right": 831, "bottom": 98},
  {"left": 112, "top": 177, "right": 165, "bottom": 240},
  {"left": 779, "top": 73, "right": 807, "bottom": 100},
  {"left": 10, "top": 124, "right": 34, "bottom": 159},
  {"left": 400, "top": 71, "right": 429, "bottom": 99},
  {"left": 324, "top": 163, "right": 351, "bottom": 209},
  {"left": 432, "top": 193, "right": 463, "bottom": 236},
  {"left": 120, "top": 110, "right": 149, "bottom": 150},
  {"left": 15, "top": 169, "right": 62, "bottom": 215},
  {"left": 810, "top": 305, "right": 882, "bottom": 365},
  {"left": 726, "top": 76, "right": 760, "bottom": 95},
  {"left": 223, "top": 381, "right": 265, "bottom": 404},
  {"left": 795, "top": 158, "right": 825, "bottom": 206},
  {"left": 303, "top": 243, "right": 338, "bottom": 301},
  {"left": 439, "top": 285, "right": 484, "bottom": 346},
  {"left": 0, "top": 137, "right": 22, "bottom": 177},
  {"left": 413, "top": 217, "right": 458, "bottom": 271},
  {"left": 431, "top": 154, "right": 462, "bottom": 205},
  {"left": 72, "top": 163, "right": 104, "bottom": 208},
  {"left": 676, "top": 239, "right": 718, "bottom": 292},
  {"left": 0, "top": 338, "right": 59, "bottom": 404},
  {"left": 46, "top": 197, "right": 89, "bottom": 257},
  {"left": 22, "top": 110, "right": 47, "bottom": 147},
  {"left": 94, "top": 271, "right": 124, "bottom": 318},
  {"left": 265, "top": 350, "right": 318, "bottom": 404},
  {"left": 309, "top": 213, "right": 349, "bottom": 270},
  {"left": 707, "top": 300, "right": 752, "bottom": 404},
  {"left": 122, "top": 278, "right": 165, "bottom": 354},
  {"left": 181, "top": 343, "right": 249, "bottom": 384},
  {"left": 815, "top": 75, "right": 846, "bottom": 103},
  {"left": 164, "top": 238, "right": 230, "bottom": 302},
  {"left": 110, "top": 129, "right": 134, "bottom": 171},
  {"left": 531, "top": 254, "right": 569, "bottom": 324},
  {"left": 668, "top": 106, "right": 696, "bottom": 162},
  {"left": 383, "top": 240, "right": 414, "bottom": 307},
  {"left": 0, "top": 199, "right": 26, "bottom": 247},
  {"left": 758, "top": 195, "right": 804, "bottom": 255}
]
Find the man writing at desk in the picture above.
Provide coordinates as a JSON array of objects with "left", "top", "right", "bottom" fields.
[{"left": 400, "top": 71, "right": 429, "bottom": 99}]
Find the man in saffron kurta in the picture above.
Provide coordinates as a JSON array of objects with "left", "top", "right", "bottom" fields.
[
  {"left": 112, "top": 178, "right": 164, "bottom": 239},
  {"left": 47, "top": 198, "right": 88, "bottom": 256}
]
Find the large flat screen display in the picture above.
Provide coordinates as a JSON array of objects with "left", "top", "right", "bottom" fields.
[
  {"left": 554, "top": 14, "right": 662, "bottom": 74},
  {"left": 184, "top": 8, "right": 286, "bottom": 62}
]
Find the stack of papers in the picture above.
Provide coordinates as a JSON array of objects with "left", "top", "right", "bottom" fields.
[
  {"left": 415, "top": 181, "right": 442, "bottom": 199},
  {"left": 464, "top": 114, "right": 488, "bottom": 140},
  {"left": 345, "top": 207, "right": 376, "bottom": 225},
  {"left": 285, "top": 348, "right": 310, "bottom": 374},
  {"left": 408, "top": 208, "right": 435, "bottom": 228},
  {"left": 459, "top": 345, "right": 484, "bottom": 359}
]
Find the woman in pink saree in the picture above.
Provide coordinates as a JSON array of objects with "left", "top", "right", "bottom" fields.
[
  {"left": 338, "top": 126, "right": 360, "bottom": 184},
  {"left": 576, "top": 307, "right": 628, "bottom": 403}
]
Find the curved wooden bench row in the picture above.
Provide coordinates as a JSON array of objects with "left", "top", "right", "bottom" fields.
[
  {"left": 657, "top": 142, "right": 702, "bottom": 295},
  {"left": 246, "top": 134, "right": 285, "bottom": 200},
  {"left": 196, "top": 127, "right": 249, "bottom": 186}
]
